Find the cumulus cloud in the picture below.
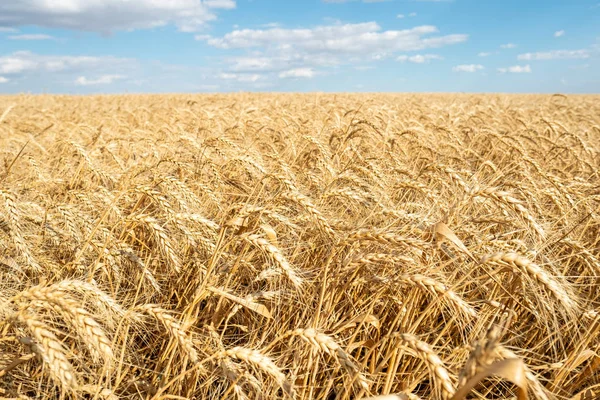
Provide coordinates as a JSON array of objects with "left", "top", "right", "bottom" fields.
[
  {"left": 0, "top": 50, "right": 223, "bottom": 92},
  {"left": 228, "top": 57, "right": 276, "bottom": 72},
  {"left": 0, "top": 51, "right": 134, "bottom": 76},
  {"left": 0, "top": 51, "right": 137, "bottom": 90},
  {"left": 75, "top": 74, "right": 124, "bottom": 86},
  {"left": 0, "top": 55, "right": 37, "bottom": 74},
  {"left": 500, "top": 43, "right": 517, "bottom": 49},
  {"left": 498, "top": 64, "right": 531, "bottom": 73},
  {"left": 201, "top": 22, "right": 468, "bottom": 54},
  {"left": 554, "top": 30, "right": 565, "bottom": 37},
  {"left": 0, "top": 76, "right": 8, "bottom": 83},
  {"left": 478, "top": 52, "right": 492, "bottom": 57},
  {"left": 8, "top": 34, "right": 54, "bottom": 40},
  {"left": 219, "top": 72, "right": 262, "bottom": 82},
  {"left": 278, "top": 68, "right": 316, "bottom": 78},
  {"left": 227, "top": 53, "right": 339, "bottom": 74},
  {"left": 396, "top": 54, "right": 443, "bottom": 63},
  {"left": 452, "top": 64, "right": 484, "bottom": 72},
  {"left": 204, "top": 0, "right": 235, "bottom": 7},
  {"left": 0, "top": 0, "right": 236, "bottom": 33},
  {"left": 397, "top": 14, "right": 405, "bottom": 18},
  {"left": 518, "top": 49, "right": 590, "bottom": 60},
  {"left": 198, "top": 22, "right": 466, "bottom": 83}
]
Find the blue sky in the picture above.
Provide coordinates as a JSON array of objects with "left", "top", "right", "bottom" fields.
[{"left": 0, "top": 0, "right": 599, "bottom": 93}]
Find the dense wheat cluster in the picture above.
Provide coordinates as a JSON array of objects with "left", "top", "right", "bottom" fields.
[{"left": 1, "top": 93, "right": 599, "bottom": 399}]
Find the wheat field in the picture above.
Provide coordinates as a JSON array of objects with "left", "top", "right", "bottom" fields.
[{"left": 0, "top": 93, "right": 599, "bottom": 399}]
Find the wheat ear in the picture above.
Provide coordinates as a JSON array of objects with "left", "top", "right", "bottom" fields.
[
  {"left": 14, "top": 285, "right": 113, "bottom": 364},
  {"left": 399, "top": 333, "right": 455, "bottom": 400},
  {"left": 17, "top": 312, "right": 78, "bottom": 391},
  {"left": 481, "top": 252, "right": 577, "bottom": 312},
  {"left": 221, "top": 347, "right": 293, "bottom": 397},
  {"left": 291, "top": 328, "right": 369, "bottom": 390},
  {"left": 137, "top": 304, "right": 199, "bottom": 364},
  {"left": 242, "top": 233, "right": 303, "bottom": 288}
]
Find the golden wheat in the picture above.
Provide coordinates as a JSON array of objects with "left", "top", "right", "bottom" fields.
[{"left": 1, "top": 93, "right": 599, "bottom": 399}]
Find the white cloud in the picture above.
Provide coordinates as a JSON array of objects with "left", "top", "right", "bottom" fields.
[
  {"left": 0, "top": 0, "right": 236, "bottom": 33},
  {"left": 75, "top": 74, "right": 124, "bottom": 86},
  {"left": 229, "top": 57, "right": 275, "bottom": 72},
  {"left": 498, "top": 64, "right": 531, "bottom": 73},
  {"left": 278, "top": 68, "right": 315, "bottom": 78},
  {"left": 203, "top": 22, "right": 467, "bottom": 54},
  {"left": 204, "top": 0, "right": 235, "bottom": 7},
  {"left": 518, "top": 49, "right": 590, "bottom": 60},
  {"left": 0, "top": 50, "right": 223, "bottom": 92},
  {"left": 8, "top": 34, "right": 54, "bottom": 40},
  {"left": 371, "top": 52, "right": 392, "bottom": 60},
  {"left": 409, "top": 12, "right": 417, "bottom": 17},
  {"left": 554, "top": 30, "right": 565, "bottom": 38},
  {"left": 219, "top": 72, "right": 262, "bottom": 82},
  {"left": 197, "top": 22, "right": 466, "bottom": 86},
  {"left": 0, "top": 51, "right": 133, "bottom": 75},
  {"left": 0, "top": 27, "right": 18, "bottom": 33},
  {"left": 226, "top": 53, "right": 339, "bottom": 74},
  {"left": 0, "top": 50, "right": 136, "bottom": 89},
  {"left": 0, "top": 76, "right": 8, "bottom": 83},
  {"left": 478, "top": 52, "right": 492, "bottom": 57},
  {"left": 0, "top": 55, "right": 37, "bottom": 74},
  {"left": 500, "top": 43, "right": 517, "bottom": 49},
  {"left": 396, "top": 54, "right": 443, "bottom": 63},
  {"left": 452, "top": 64, "right": 484, "bottom": 72},
  {"left": 397, "top": 14, "right": 405, "bottom": 18}
]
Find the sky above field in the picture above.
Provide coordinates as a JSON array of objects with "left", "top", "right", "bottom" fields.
[{"left": 0, "top": 0, "right": 599, "bottom": 94}]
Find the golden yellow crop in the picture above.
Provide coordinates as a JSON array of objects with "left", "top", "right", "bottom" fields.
[{"left": 1, "top": 93, "right": 599, "bottom": 399}]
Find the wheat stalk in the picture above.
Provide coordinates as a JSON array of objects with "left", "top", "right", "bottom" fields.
[
  {"left": 481, "top": 252, "right": 577, "bottom": 312},
  {"left": 17, "top": 312, "right": 78, "bottom": 391},
  {"left": 137, "top": 304, "right": 199, "bottom": 364},
  {"left": 220, "top": 347, "right": 293, "bottom": 397},
  {"left": 291, "top": 328, "right": 369, "bottom": 390},
  {"left": 0, "top": 190, "right": 41, "bottom": 272},
  {"left": 242, "top": 233, "right": 303, "bottom": 288},
  {"left": 13, "top": 285, "right": 113, "bottom": 364},
  {"left": 399, "top": 333, "right": 455, "bottom": 400}
]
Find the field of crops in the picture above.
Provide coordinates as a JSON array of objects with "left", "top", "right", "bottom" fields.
[{"left": 0, "top": 94, "right": 599, "bottom": 399}]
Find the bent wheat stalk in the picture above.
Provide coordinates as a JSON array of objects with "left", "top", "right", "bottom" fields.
[
  {"left": 480, "top": 252, "right": 577, "bottom": 312},
  {"left": 399, "top": 333, "right": 455, "bottom": 400},
  {"left": 17, "top": 312, "right": 78, "bottom": 391}
]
